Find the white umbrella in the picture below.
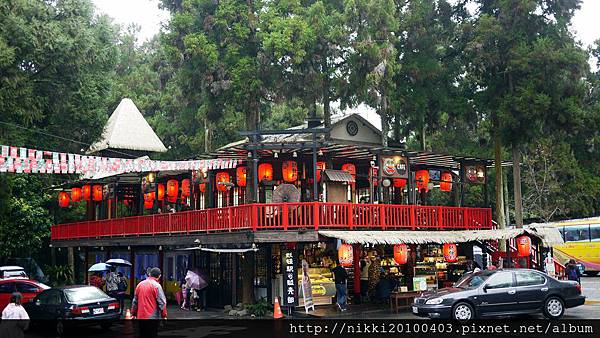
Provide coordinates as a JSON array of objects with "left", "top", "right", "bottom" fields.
[
  {"left": 106, "top": 258, "right": 132, "bottom": 267},
  {"left": 88, "top": 263, "right": 111, "bottom": 272}
]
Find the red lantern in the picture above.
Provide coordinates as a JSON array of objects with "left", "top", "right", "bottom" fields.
[
  {"left": 157, "top": 184, "right": 165, "bottom": 200},
  {"left": 440, "top": 171, "right": 452, "bottom": 192},
  {"left": 71, "top": 187, "right": 82, "bottom": 202},
  {"left": 338, "top": 244, "right": 353, "bottom": 267},
  {"left": 82, "top": 185, "right": 91, "bottom": 201},
  {"left": 416, "top": 170, "right": 430, "bottom": 192},
  {"left": 516, "top": 235, "right": 531, "bottom": 257},
  {"left": 258, "top": 163, "right": 273, "bottom": 181},
  {"left": 181, "top": 179, "right": 191, "bottom": 197},
  {"left": 282, "top": 161, "right": 298, "bottom": 182},
  {"left": 393, "top": 244, "right": 408, "bottom": 265},
  {"left": 167, "top": 180, "right": 179, "bottom": 203},
  {"left": 92, "top": 185, "right": 103, "bottom": 201},
  {"left": 216, "top": 172, "right": 230, "bottom": 192},
  {"left": 341, "top": 163, "right": 356, "bottom": 178},
  {"left": 144, "top": 199, "right": 154, "bottom": 209},
  {"left": 369, "top": 167, "right": 379, "bottom": 186},
  {"left": 58, "top": 191, "right": 70, "bottom": 208},
  {"left": 443, "top": 243, "right": 458, "bottom": 263},
  {"left": 393, "top": 178, "right": 406, "bottom": 188},
  {"left": 199, "top": 183, "right": 206, "bottom": 193},
  {"left": 236, "top": 166, "right": 247, "bottom": 187},
  {"left": 144, "top": 192, "right": 155, "bottom": 202},
  {"left": 316, "top": 162, "right": 326, "bottom": 182}
]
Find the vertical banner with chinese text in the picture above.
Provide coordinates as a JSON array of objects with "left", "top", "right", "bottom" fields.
[{"left": 281, "top": 249, "right": 298, "bottom": 307}]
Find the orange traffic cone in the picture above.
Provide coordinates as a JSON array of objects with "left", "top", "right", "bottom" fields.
[
  {"left": 273, "top": 297, "right": 283, "bottom": 319},
  {"left": 122, "top": 308, "right": 134, "bottom": 338}
]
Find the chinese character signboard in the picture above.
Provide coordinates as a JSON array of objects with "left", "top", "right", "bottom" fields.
[
  {"left": 281, "top": 249, "right": 298, "bottom": 307},
  {"left": 380, "top": 156, "right": 408, "bottom": 178}
]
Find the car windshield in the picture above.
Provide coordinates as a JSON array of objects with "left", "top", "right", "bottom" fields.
[
  {"left": 454, "top": 271, "right": 494, "bottom": 289},
  {"left": 64, "top": 287, "right": 108, "bottom": 303}
]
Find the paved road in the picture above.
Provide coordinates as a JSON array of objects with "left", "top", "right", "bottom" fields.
[{"left": 23, "top": 277, "right": 600, "bottom": 337}]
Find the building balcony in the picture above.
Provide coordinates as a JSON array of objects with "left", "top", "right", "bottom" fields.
[{"left": 51, "top": 203, "right": 492, "bottom": 240}]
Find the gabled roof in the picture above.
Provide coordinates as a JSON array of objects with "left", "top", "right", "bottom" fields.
[
  {"left": 217, "top": 104, "right": 382, "bottom": 149},
  {"left": 88, "top": 98, "right": 167, "bottom": 154}
]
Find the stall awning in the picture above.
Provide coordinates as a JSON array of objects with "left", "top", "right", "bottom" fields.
[
  {"left": 176, "top": 246, "right": 258, "bottom": 253},
  {"left": 322, "top": 169, "right": 355, "bottom": 183},
  {"left": 319, "top": 226, "right": 563, "bottom": 247}
]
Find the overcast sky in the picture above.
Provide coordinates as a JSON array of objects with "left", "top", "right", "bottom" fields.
[{"left": 92, "top": 0, "right": 599, "bottom": 59}]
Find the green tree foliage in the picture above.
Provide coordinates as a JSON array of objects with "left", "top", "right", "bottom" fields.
[
  {"left": 394, "top": 0, "right": 469, "bottom": 150},
  {"left": 0, "top": 176, "right": 52, "bottom": 257},
  {"left": 0, "top": 0, "right": 120, "bottom": 259}
]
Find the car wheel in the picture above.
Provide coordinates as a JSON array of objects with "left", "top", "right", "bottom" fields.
[
  {"left": 452, "top": 302, "right": 475, "bottom": 322},
  {"left": 55, "top": 320, "right": 65, "bottom": 337},
  {"left": 543, "top": 296, "right": 565, "bottom": 319}
]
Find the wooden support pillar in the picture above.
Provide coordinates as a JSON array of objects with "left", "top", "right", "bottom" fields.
[
  {"left": 483, "top": 165, "right": 489, "bottom": 208},
  {"left": 353, "top": 244, "right": 361, "bottom": 301},
  {"left": 84, "top": 248, "right": 89, "bottom": 285},
  {"left": 158, "top": 247, "right": 164, "bottom": 287},
  {"left": 266, "top": 245, "right": 273, "bottom": 303},
  {"left": 459, "top": 161, "right": 466, "bottom": 207},
  {"left": 129, "top": 247, "right": 135, "bottom": 298},
  {"left": 312, "top": 134, "right": 319, "bottom": 201},
  {"left": 242, "top": 250, "right": 255, "bottom": 304},
  {"left": 407, "top": 158, "right": 414, "bottom": 205},
  {"left": 207, "top": 171, "right": 215, "bottom": 209},
  {"left": 67, "top": 247, "right": 75, "bottom": 282}
]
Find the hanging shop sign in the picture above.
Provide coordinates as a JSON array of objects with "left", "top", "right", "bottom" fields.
[
  {"left": 380, "top": 156, "right": 408, "bottom": 178},
  {"left": 338, "top": 244, "right": 354, "bottom": 267},
  {"left": 281, "top": 249, "right": 299, "bottom": 307},
  {"left": 0, "top": 144, "right": 238, "bottom": 177},
  {"left": 465, "top": 164, "right": 486, "bottom": 184}
]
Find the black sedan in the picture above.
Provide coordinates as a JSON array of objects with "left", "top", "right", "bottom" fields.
[
  {"left": 412, "top": 269, "right": 585, "bottom": 321},
  {"left": 24, "top": 285, "right": 120, "bottom": 336}
]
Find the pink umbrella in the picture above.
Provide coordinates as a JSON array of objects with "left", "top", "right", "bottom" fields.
[{"left": 185, "top": 269, "right": 207, "bottom": 290}]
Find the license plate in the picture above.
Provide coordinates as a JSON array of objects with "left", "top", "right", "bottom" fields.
[
  {"left": 412, "top": 306, "right": 418, "bottom": 314},
  {"left": 93, "top": 308, "right": 105, "bottom": 315}
]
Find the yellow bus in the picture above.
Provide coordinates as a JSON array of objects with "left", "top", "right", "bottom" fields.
[{"left": 549, "top": 217, "right": 600, "bottom": 276}]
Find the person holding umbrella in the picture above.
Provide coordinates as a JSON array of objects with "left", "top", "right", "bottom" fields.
[
  {"left": 106, "top": 259, "right": 132, "bottom": 314},
  {"left": 88, "top": 263, "right": 111, "bottom": 289}
]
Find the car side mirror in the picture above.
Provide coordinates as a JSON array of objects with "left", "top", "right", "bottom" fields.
[{"left": 482, "top": 285, "right": 489, "bottom": 293}]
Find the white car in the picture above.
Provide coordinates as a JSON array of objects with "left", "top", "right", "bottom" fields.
[{"left": 0, "top": 266, "right": 28, "bottom": 279}]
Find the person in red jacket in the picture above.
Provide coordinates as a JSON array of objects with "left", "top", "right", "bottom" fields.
[{"left": 132, "top": 267, "right": 167, "bottom": 338}]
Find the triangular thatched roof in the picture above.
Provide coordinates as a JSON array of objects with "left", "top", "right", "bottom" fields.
[{"left": 88, "top": 98, "right": 167, "bottom": 154}]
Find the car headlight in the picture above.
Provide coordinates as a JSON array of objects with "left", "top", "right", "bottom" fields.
[{"left": 425, "top": 298, "right": 444, "bottom": 305}]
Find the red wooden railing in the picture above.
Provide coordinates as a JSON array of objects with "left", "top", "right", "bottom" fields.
[{"left": 50, "top": 203, "right": 492, "bottom": 240}]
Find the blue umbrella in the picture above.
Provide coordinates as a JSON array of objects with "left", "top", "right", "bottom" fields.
[{"left": 88, "top": 263, "right": 111, "bottom": 272}]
